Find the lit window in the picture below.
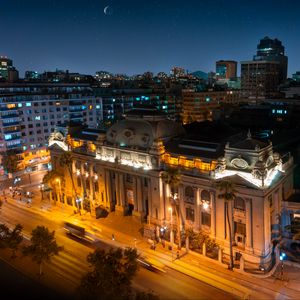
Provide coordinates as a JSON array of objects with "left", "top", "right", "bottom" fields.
[
  {"left": 26, "top": 102, "right": 32, "bottom": 107},
  {"left": 7, "top": 104, "right": 16, "bottom": 109},
  {"left": 35, "top": 116, "right": 41, "bottom": 120},
  {"left": 89, "top": 105, "right": 93, "bottom": 109},
  {"left": 18, "top": 103, "right": 22, "bottom": 107},
  {"left": 4, "top": 134, "right": 12, "bottom": 140},
  {"left": 96, "top": 105, "right": 100, "bottom": 109}
]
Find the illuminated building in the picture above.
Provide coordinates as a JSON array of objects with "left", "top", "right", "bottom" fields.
[
  {"left": 49, "top": 107, "right": 294, "bottom": 268},
  {"left": 216, "top": 60, "right": 237, "bottom": 80},
  {"left": 241, "top": 37, "right": 287, "bottom": 99},
  {"left": 241, "top": 60, "right": 281, "bottom": 99},
  {"left": 0, "top": 82, "right": 102, "bottom": 155},
  {"left": 254, "top": 36, "right": 288, "bottom": 83},
  {"left": 181, "top": 89, "right": 240, "bottom": 124}
]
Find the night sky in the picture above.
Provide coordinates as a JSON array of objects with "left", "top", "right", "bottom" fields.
[{"left": 2, "top": 0, "right": 300, "bottom": 77}]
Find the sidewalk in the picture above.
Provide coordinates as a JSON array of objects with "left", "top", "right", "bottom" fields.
[
  {"left": 4, "top": 194, "right": 300, "bottom": 300},
  {"left": 76, "top": 212, "right": 300, "bottom": 300}
]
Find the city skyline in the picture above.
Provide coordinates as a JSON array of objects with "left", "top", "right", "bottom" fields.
[{"left": 1, "top": 0, "right": 300, "bottom": 77}]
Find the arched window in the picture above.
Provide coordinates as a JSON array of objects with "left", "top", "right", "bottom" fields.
[
  {"left": 201, "top": 190, "right": 210, "bottom": 204},
  {"left": 184, "top": 186, "right": 194, "bottom": 203},
  {"left": 234, "top": 197, "right": 245, "bottom": 211}
]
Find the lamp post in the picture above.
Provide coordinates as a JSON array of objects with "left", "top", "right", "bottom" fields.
[
  {"left": 169, "top": 206, "right": 174, "bottom": 261},
  {"left": 38, "top": 184, "right": 44, "bottom": 201},
  {"left": 280, "top": 252, "right": 286, "bottom": 281}
]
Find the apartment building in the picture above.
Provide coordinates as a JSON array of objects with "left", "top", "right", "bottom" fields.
[{"left": 0, "top": 83, "right": 103, "bottom": 154}]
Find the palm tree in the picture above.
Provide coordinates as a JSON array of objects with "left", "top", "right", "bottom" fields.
[
  {"left": 59, "top": 151, "right": 80, "bottom": 214},
  {"left": 216, "top": 179, "right": 236, "bottom": 270},
  {"left": 42, "top": 170, "right": 63, "bottom": 203},
  {"left": 161, "top": 167, "right": 182, "bottom": 248}
]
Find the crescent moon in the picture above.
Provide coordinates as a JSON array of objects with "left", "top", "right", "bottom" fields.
[{"left": 104, "top": 5, "right": 109, "bottom": 15}]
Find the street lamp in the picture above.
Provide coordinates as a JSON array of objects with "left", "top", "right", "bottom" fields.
[
  {"left": 280, "top": 252, "right": 286, "bottom": 281},
  {"left": 38, "top": 184, "right": 44, "bottom": 200}
]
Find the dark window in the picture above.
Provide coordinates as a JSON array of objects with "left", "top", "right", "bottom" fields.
[
  {"left": 201, "top": 190, "right": 210, "bottom": 202},
  {"left": 28, "top": 124, "right": 33, "bottom": 128},
  {"left": 186, "top": 207, "right": 195, "bottom": 222},
  {"left": 77, "top": 177, "right": 81, "bottom": 187},
  {"left": 234, "top": 197, "right": 245, "bottom": 211},
  {"left": 201, "top": 212, "right": 211, "bottom": 227},
  {"left": 126, "top": 174, "right": 133, "bottom": 183},
  {"left": 185, "top": 186, "right": 194, "bottom": 203},
  {"left": 234, "top": 222, "right": 246, "bottom": 235}
]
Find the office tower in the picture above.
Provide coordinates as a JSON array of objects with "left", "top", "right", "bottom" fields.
[
  {"left": 0, "top": 56, "right": 19, "bottom": 82},
  {"left": 254, "top": 36, "right": 288, "bottom": 83},
  {"left": 216, "top": 60, "right": 237, "bottom": 80}
]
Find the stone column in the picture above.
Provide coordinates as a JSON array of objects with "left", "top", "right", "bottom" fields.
[
  {"left": 245, "top": 198, "right": 253, "bottom": 251},
  {"left": 195, "top": 188, "right": 201, "bottom": 230},
  {"left": 210, "top": 191, "right": 216, "bottom": 238},
  {"left": 119, "top": 173, "right": 125, "bottom": 207},
  {"left": 136, "top": 177, "right": 143, "bottom": 213},
  {"left": 89, "top": 165, "right": 94, "bottom": 202},
  {"left": 105, "top": 170, "right": 111, "bottom": 209},
  {"left": 133, "top": 176, "right": 138, "bottom": 213},
  {"left": 115, "top": 172, "right": 120, "bottom": 206}
]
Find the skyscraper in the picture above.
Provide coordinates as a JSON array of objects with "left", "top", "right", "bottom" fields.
[
  {"left": 253, "top": 36, "right": 288, "bottom": 82},
  {"left": 241, "top": 37, "right": 287, "bottom": 99}
]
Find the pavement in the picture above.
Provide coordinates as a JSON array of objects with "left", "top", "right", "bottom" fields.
[{"left": 2, "top": 186, "right": 300, "bottom": 300}]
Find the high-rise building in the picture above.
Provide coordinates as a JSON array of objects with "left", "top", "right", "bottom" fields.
[
  {"left": 253, "top": 36, "right": 288, "bottom": 82},
  {"left": 241, "top": 60, "right": 281, "bottom": 99},
  {"left": 182, "top": 89, "right": 240, "bottom": 124},
  {"left": 241, "top": 37, "right": 287, "bottom": 99},
  {"left": 0, "top": 56, "right": 19, "bottom": 82},
  {"left": 216, "top": 60, "right": 237, "bottom": 80}
]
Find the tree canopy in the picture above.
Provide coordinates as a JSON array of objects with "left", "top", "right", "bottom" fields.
[
  {"left": 79, "top": 247, "right": 139, "bottom": 300},
  {"left": 22, "top": 225, "right": 63, "bottom": 275},
  {"left": 1, "top": 150, "right": 19, "bottom": 174}
]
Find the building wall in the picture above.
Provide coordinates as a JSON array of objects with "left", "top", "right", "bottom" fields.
[
  {"left": 241, "top": 61, "right": 281, "bottom": 99},
  {"left": 49, "top": 128, "right": 294, "bottom": 267},
  {"left": 181, "top": 89, "right": 240, "bottom": 124}
]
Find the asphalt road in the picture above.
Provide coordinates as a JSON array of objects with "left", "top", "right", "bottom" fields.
[
  {"left": 0, "top": 258, "right": 70, "bottom": 300},
  {"left": 0, "top": 192, "right": 234, "bottom": 300}
]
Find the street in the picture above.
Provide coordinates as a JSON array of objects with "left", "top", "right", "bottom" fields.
[{"left": 0, "top": 190, "right": 234, "bottom": 300}]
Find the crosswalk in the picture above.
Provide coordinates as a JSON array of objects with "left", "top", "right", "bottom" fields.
[{"left": 46, "top": 250, "right": 90, "bottom": 289}]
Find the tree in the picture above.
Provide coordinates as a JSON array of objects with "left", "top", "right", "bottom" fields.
[
  {"left": 59, "top": 151, "right": 80, "bottom": 214},
  {"left": 22, "top": 226, "right": 63, "bottom": 276},
  {"left": 161, "top": 167, "right": 182, "bottom": 248},
  {"left": 216, "top": 179, "right": 236, "bottom": 270},
  {"left": 1, "top": 150, "right": 19, "bottom": 174},
  {"left": 79, "top": 247, "right": 138, "bottom": 300},
  {"left": 6, "top": 223, "right": 23, "bottom": 258},
  {"left": 0, "top": 223, "right": 10, "bottom": 248},
  {"left": 42, "top": 170, "right": 63, "bottom": 203}
]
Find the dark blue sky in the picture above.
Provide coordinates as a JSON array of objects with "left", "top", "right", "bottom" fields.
[{"left": 2, "top": 0, "right": 300, "bottom": 77}]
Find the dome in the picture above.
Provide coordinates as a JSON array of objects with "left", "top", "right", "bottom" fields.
[{"left": 106, "top": 118, "right": 184, "bottom": 148}]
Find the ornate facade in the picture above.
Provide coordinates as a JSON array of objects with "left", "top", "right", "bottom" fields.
[{"left": 49, "top": 107, "right": 294, "bottom": 267}]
